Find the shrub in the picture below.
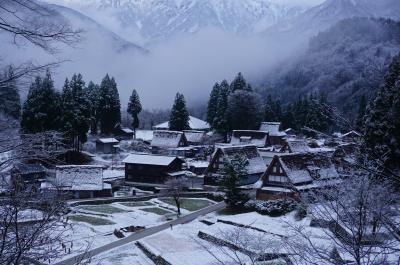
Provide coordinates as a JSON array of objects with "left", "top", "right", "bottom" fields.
[{"left": 244, "top": 199, "right": 297, "bottom": 216}]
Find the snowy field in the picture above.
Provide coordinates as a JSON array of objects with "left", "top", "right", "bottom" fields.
[{"left": 55, "top": 198, "right": 216, "bottom": 262}]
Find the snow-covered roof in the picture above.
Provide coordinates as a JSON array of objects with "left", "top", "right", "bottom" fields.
[
  {"left": 230, "top": 130, "right": 269, "bottom": 147},
  {"left": 218, "top": 145, "right": 266, "bottom": 175},
  {"left": 259, "top": 122, "right": 281, "bottom": 133},
  {"left": 277, "top": 152, "right": 340, "bottom": 185},
  {"left": 123, "top": 153, "right": 182, "bottom": 166},
  {"left": 285, "top": 139, "right": 310, "bottom": 153},
  {"left": 151, "top": 130, "right": 186, "bottom": 148},
  {"left": 341, "top": 130, "right": 361, "bottom": 138},
  {"left": 184, "top": 130, "right": 206, "bottom": 143},
  {"left": 97, "top": 138, "right": 119, "bottom": 144},
  {"left": 55, "top": 165, "right": 104, "bottom": 191},
  {"left": 121, "top": 128, "right": 134, "bottom": 133},
  {"left": 154, "top": 116, "right": 210, "bottom": 130}
]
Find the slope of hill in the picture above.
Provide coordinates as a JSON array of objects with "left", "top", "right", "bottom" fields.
[{"left": 265, "top": 17, "right": 400, "bottom": 116}]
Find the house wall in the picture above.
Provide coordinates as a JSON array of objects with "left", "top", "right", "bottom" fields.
[
  {"left": 256, "top": 189, "right": 298, "bottom": 200},
  {"left": 96, "top": 142, "right": 115, "bottom": 154},
  {"left": 125, "top": 160, "right": 183, "bottom": 184}
]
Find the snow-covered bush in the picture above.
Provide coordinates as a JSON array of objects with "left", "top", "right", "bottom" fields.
[{"left": 244, "top": 199, "right": 297, "bottom": 216}]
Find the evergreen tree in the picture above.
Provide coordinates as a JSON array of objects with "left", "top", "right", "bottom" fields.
[
  {"left": 85, "top": 81, "right": 100, "bottom": 134},
  {"left": 0, "top": 66, "right": 21, "bottom": 119},
  {"left": 214, "top": 80, "right": 230, "bottom": 141},
  {"left": 220, "top": 154, "right": 250, "bottom": 208},
  {"left": 365, "top": 54, "right": 400, "bottom": 169},
  {"left": 356, "top": 95, "right": 367, "bottom": 130},
  {"left": 169, "top": 93, "right": 190, "bottom": 131},
  {"left": 127, "top": 89, "right": 142, "bottom": 138},
  {"left": 282, "top": 103, "right": 295, "bottom": 129},
  {"left": 227, "top": 90, "right": 262, "bottom": 130},
  {"left": 61, "top": 74, "right": 90, "bottom": 151},
  {"left": 98, "top": 74, "right": 121, "bottom": 134},
  {"left": 21, "top": 70, "right": 61, "bottom": 133},
  {"left": 230, "top": 72, "right": 251, "bottom": 92},
  {"left": 206, "top": 82, "right": 220, "bottom": 127}
]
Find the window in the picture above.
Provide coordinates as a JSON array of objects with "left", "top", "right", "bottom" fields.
[{"left": 269, "top": 175, "right": 287, "bottom": 183}]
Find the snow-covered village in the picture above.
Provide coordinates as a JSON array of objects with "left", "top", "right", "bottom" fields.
[{"left": 1, "top": 0, "right": 400, "bottom": 265}]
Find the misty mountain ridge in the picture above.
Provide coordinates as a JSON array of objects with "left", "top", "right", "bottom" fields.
[
  {"left": 267, "top": 0, "right": 400, "bottom": 38},
  {"left": 266, "top": 17, "right": 400, "bottom": 117},
  {"left": 46, "top": 0, "right": 312, "bottom": 45}
]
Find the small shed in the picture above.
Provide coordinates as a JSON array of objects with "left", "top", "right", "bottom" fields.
[
  {"left": 96, "top": 138, "right": 119, "bottom": 154},
  {"left": 151, "top": 130, "right": 188, "bottom": 154},
  {"left": 204, "top": 145, "right": 266, "bottom": 186},
  {"left": 54, "top": 165, "right": 111, "bottom": 199},
  {"left": 11, "top": 163, "right": 46, "bottom": 192},
  {"left": 230, "top": 130, "right": 269, "bottom": 147},
  {"left": 123, "top": 154, "right": 184, "bottom": 184},
  {"left": 340, "top": 130, "right": 361, "bottom": 143},
  {"left": 256, "top": 152, "right": 340, "bottom": 200},
  {"left": 113, "top": 123, "right": 134, "bottom": 139}
]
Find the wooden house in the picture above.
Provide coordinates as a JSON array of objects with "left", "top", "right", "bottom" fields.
[
  {"left": 280, "top": 139, "right": 310, "bottom": 153},
  {"left": 123, "top": 153, "right": 184, "bottom": 184},
  {"left": 256, "top": 152, "right": 340, "bottom": 200},
  {"left": 11, "top": 163, "right": 46, "bottom": 193},
  {"left": 96, "top": 138, "right": 119, "bottom": 154},
  {"left": 153, "top": 116, "right": 210, "bottom": 131},
  {"left": 52, "top": 165, "right": 111, "bottom": 199},
  {"left": 204, "top": 145, "right": 266, "bottom": 186},
  {"left": 151, "top": 130, "right": 188, "bottom": 154},
  {"left": 259, "top": 122, "right": 287, "bottom": 145},
  {"left": 230, "top": 130, "right": 269, "bottom": 148}
]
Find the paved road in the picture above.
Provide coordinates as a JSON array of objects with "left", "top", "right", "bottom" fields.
[{"left": 55, "top": 201, "right": 226, "bottom": 265}]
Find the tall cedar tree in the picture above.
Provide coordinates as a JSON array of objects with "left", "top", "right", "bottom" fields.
[
  {"left": 220, "top": 154, "right": 250, "bottom": 208},
  {"left": 0, "top": 67, "right": 20, "bottom": 119},
  {"left": 127, "top": 89, "right": 142, "bottom": 138},
  {"left": 214, "top": 80, "right": 230, "bottom": 141},
  {"left": 21, "top": 70, "right": 61, "bottom": 133},
  {"left": 85, "top": 81, "right": 101, "bottom": 134},
  {"left": 364, "top": 54, "right": 400, "bottom": 170},
  {"left": 227, "top": 77, "right": 262, "bottom": 131},
  {"left": 206, "top": 82, "right": 220, "bottom": 126},
  {"left": 169, "top": 93, "right": 190, "bottom": 131},
  {"left": 98, "top": 74, "right": 121, "bottom": 134},
  {"left": 61, "top": 74, "right": 90, "bottom": 151}
]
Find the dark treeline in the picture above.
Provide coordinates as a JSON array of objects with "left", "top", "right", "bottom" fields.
[{"left": 19, "top": 71, "right": 131, "bottom": 152}]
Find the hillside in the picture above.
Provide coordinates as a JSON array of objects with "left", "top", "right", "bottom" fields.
[{"left": 264, "top": 17, "right": 400, "bottom": 116}]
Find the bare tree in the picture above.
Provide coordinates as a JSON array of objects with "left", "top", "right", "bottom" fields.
[
  {"left": 161, "top": 177, "right": 188, "bottom": 216},
  {"left": 0, "top": 0, "right": 81, "bottom": 87},
  {"left": 284, "top": 173, "right": 400, "bottom": 265}
]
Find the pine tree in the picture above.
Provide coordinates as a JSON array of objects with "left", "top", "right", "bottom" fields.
[
  {"left": 220, "top": 154, "right": 250, "bottom": 208},
  {"left": 127, "top": 89, "right": 142, "bottom": 139},
  {"left": 365, "top": 54, "right": 400, "bottom": 169},
  {"left": 169, "top": 93, "right": 190, "bottom": 131},
  {"left": 230, "top": 72, "right": 251, "bottom": 92},
  {"left": 61, "top": 74, "right": 90, "bottom": 151},
  {"left": 85, "top": 81, "right": 100, "bottom": 134},
  {"left": 98, "top": 74, "right": 121, "bottom": 134},
  {"left": 206, "top": 82, "right": 220, "bottom": 127},
  {"left": 0, "top": 66, "right": 21, "bottom": 119},
  {"left": 214, "top": 80, "right": 230, "bottom": 141},
  {"left": 21, "top": 70, "right": 61, "bottom": 133}
]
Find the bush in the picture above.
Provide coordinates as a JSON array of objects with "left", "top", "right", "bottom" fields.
[
  {"left": 244, "top": 199, "right": 297, "bottom": 216},
  {"left": 295, "top": 203, "right": 307, "bottom": 220}
]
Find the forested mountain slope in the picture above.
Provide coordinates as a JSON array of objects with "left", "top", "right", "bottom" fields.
[{"left": 265, "top": 17, "right": 400, "bottom": 116}]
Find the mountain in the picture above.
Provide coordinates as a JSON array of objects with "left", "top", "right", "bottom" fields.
[
  {"left": 45, "top": 0, "right": 314, "bottom": 45},
  {"left": 267, "top": 0, "right": 400, "bottom": 38},
  {"left": 264, "top": 17, "right": 400, "bottom": 117}
]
